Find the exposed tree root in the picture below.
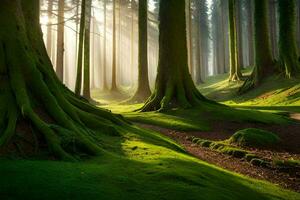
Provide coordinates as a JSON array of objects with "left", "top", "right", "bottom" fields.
[{"left": 0, "top": 1, "right": 127, "bottom": 161}]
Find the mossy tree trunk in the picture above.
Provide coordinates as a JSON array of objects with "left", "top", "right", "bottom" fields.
[
  {"left": 0, "top": 0, "right": 124, "bottom": 161},
  {"left": 129, "top": 0, "right": 151, "bottom": 103},
  {"left": 228, "top": 0, "right": 242, "bottom": 81},
  {"left": 239, "top": 0, "right": 273, "bottom": 93},
  {"left": 278, "top": 0, "right": 300, "bottom": 78},
  {"left": 140, "top": 0, "right": 208, "bottom": 112}
]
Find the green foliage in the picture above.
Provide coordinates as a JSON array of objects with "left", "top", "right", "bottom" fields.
[{"left": 229, "top": 128, "right": 280, "bottom": 148}]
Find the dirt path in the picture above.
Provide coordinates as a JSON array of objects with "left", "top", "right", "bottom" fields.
[{"left": 138, "top": 124, "right": 300, "bottom": 192}]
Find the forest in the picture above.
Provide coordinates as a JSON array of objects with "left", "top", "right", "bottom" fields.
[{"left": 0, "top": 0, "right": 300, "bottom": 199}]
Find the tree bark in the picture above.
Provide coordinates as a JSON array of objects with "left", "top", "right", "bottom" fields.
[
  {"left": 140, "top": 0, "right": 209, "bottom": 112},
  {"left": 0, "top": 0, "right": 124, "bottom": 161},
  {"left": 46, "top": 0, "right": 53, "bottom": 57},
  {"left": 278, "top": 0, "right": 300, "bottom": 77},
  {"left": 102, "top": 0, "right": 109, "bottom": 90}
]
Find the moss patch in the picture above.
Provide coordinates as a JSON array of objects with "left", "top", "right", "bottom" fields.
[{"left": 229, "top": 128, "right": 280, "bottom": 148}]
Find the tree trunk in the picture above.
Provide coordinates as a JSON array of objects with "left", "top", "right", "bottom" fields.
[
  {"left": 111, "top": 0, "right": 118, "bottom": 91},
  {"left": 236, "top": 0, "right": 243, "bottom": 68},
  {"left": 83, "top": 0, "right": 92, "bottom": 99},
  {"left": 102, "top": 0, "right": 109, "bottom": 90},
  {"left": 247, "top": 0, "right": 254, "bottom": 66},
  {"left": 228, "top": 0, "right": 242, "bottom": 81},
  {"left": 140, "top": 0, "right": 209, "bottom": 112},
  {"left": 187, "top": 0, "right": 193, "bottom": 76},
  {"left": 46, "top": 0, "right": 53, "bottom": 57},
  {"left": 129, "top": 0, "right": 151, "bottom": 103},
  {"left": 0, "top": 0, "right": 124, "bottom": 161},
  {"left": 269, "top": 0, "right": 278, "bottom": 60},
  {"left": 278, "top": 0, "right": 300, "bottom": 77},
  {"left": 194, "top": 0, "right": 203, "bottom": 84},
  {"left": 239, "top": 0, "right": 273, "bottom": 93},
  {"left": 56, "top": 0, "right": 65, "bottom": 81},
  {"left": 75, "top": 0, "right": 86, "bottom": 95}
]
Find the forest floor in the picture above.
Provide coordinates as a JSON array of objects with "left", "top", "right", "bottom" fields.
[{"left": 93, "top": 68, "right": 300, "bottom": 194}]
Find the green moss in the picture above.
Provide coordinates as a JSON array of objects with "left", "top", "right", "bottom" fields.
[
  {"left": 250, "top": 158, "right": 270, "bottom": 167},
  {"left": 229, "top": 128, "right": 280, "bottom": 148},
  {"left": 245, "top": 154, "right": 260, "bottom": 162},
  {"left": 274, "top": 159, "right": 300, "bottom": 168},
  {"left": 219, "top": 146, "right": 248, "bottom": 158}
]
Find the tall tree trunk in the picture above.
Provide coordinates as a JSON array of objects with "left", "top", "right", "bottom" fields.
[
  {"left": 0, "top": 0, "right": 124, "bottom": 161},
  {"left": 269, "top": 0, "right": 278, "bottom": 60},
  {"left": 130, "top": 0, "right": 135, "bottom": 87},
  {"left": 239, "top": 0, "right": 273, "bottom": 93},
  {"left": 102, "top": 0, "right": 109, "bottom": 90},
  {"left": 75, "top": 0, "right": 86, "bottom": 95},
  {"left": 56, "top": 0, "right": 65, "bottom": 81},
  {"left": 236, "top": 0, "right": 243, "bottom": 68},
  {"left": 187, "top": 0, "right": 193, "bottom": 76},
  {"left": 140, "top": 0, "right": 209, "bottom": 112},
  {"left": 130, "top": 0, "right": 151, "bottom": 103},
  {"left": 297, "top": 0, "right": 300, "bottom": 52},
  {"left": 83, "top": 0, "right": 92, "bottom": 99},
  {"left": 278, "top": 0, "right": 300, "bottom": 77},
  {"left": 246, "top": 0, "right": 254, "bottom": 66},
  {"left": 194, "top": 0, "right": 203, "bottom": 84},
  {"left": 46, "top": 0, "right": 53, "bottom": 57},
  {"left": 218, "top": 0, "right": 226, "bottom": 74},
  {"left": 228, "top": 0, "right": 242, "bottom": 81},
  {"left": 111, "top": 0, "right": 118, "bottom": 91}
]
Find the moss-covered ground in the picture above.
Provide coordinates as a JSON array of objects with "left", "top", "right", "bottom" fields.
[{"left": 1, "top": 124, "right": 299, "bottom": 199}]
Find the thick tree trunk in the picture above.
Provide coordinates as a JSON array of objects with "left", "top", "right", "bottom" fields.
[
  {"left": 278, "top": 0, "right": 300, "bottom": 77},
  {"left": 83, "top": 0, "right": 92, "bottom": 99},
  {"left": 56, "top": 0, "right": 65, "bottom": 81},
  {"left": 140, "top": 0, "right": 208, "bottom": 112},
  {"left": 228, "top": 0, "right": 242, "bottom": 81},
  {"left": 75, "top": 0, "right": 86, "bottom": 95},
  {"left": 0, "top": 0, "right": 124, "bottom": 161},
  {"left": 130, "top": 0, "right": 151, "bottom": 103},
  {"left": 239, "top": 0, "right": 273, "bottom": 93}
]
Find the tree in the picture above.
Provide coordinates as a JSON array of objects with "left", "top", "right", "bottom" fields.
[
  {"left": 46, "top": 0, "right": 53, "bottom": 57},
  {"left": 83, "top": 0, "right": 92, "bottom": 99},
  {"left": 75, "top": 0, "right": 86, "bottom": 95},
  {"left": 129, "top": 0, "right": 151, "bottom": 103},
  {"left": 228, "top": 0, "right": 242, "bottom": 81},
  {"left": 56, "top": 0, "right": 65, "bottom": 81},
  {"left": 239, "top": 0, "right": 273, "bottom": 93},
  {"left": 269, "top": 0, "right": 278, "bottom": 59},
  {"left": 0, "top": 0, "right": 124, "bottom": 161},
  {"left": 139, "top": 0, "right": 209, "bottom": 112},
  {"left": 245, "top": 0, "right": 254, "bottom": 67},
  {"left": 102, "top": 0, "right": 109, "bottom": 90},
  {"left": 111, "top": 0, "right": 118, "bottom": 91},
  {"left": 278, "top": 0, "right": 300, "bottom": 77}
]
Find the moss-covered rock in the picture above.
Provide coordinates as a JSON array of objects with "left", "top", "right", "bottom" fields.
[{"left": 229, "top": 128, "right": 280, "bottom": 148}]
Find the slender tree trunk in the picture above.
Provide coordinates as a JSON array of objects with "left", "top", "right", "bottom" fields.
[
  {"left": 130, "top": 0, "right": 151, "bottom": 103},
  {"left": 111, "top": 0, "right": 118, "bottom": 91},
  {"left": 130, "top": 0, "right": 135, "bottom": 87},
  {"left": 187, "top": 0, "right": 193, "bottom": 76},
  {"left": 269, "top": 0, "right": 278, "bottom": 60},
  {"left": 140, "top": 0, "right": 209, "bottom": 112},
  {"left": 236, "top": 0, "right": 243, "bottom": 68},
  {"left": 56, "top": 0, "right": 65, "bottom": 81},
  {"left": 75, "top": 0, "right": 86, "bottom": 95},
  {"left": 46, "top": 0, "right": 53, "bottom": 57},
  {"left": 83, "top": 0, "right": 92, "bottom": 99},
  {"left": 102, "top": 0, "right": 109, "bottom": 90},
  {"left": 247, "top": 0, "right": 254, "bottom": 66},
  {"left": 194, "top": 0, "right": 203, "bottom": 84},
  {"left": 278, "top": 0, "right": 300, "bottom": 77},
  {"left": 0, "top": 0, "right": 123, "bottom": 161},
  {"left": 228, "top": 0, "right": 242, "bottom": 81},
  {"left": 239, "top": 0, "right": 273, "bottom": 93}
]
